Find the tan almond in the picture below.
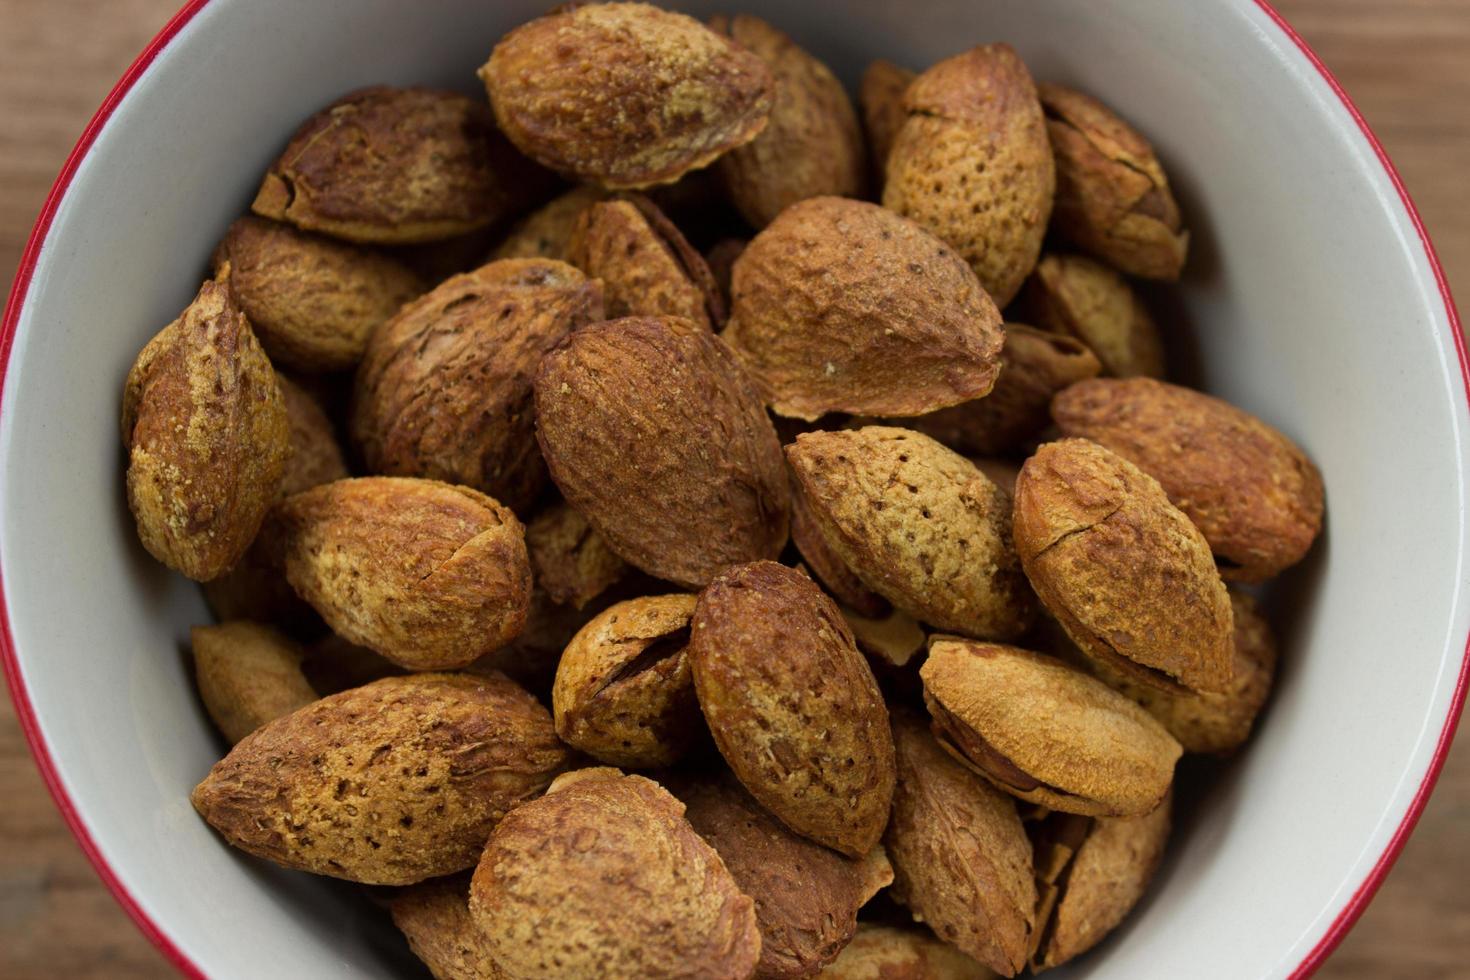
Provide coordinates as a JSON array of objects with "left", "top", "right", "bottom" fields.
[
  {"left": 1051, "top": 377, "right": 1325, "bottom": 580},
  {"left": 190, "top": 621, "right": 317, "bottom": 745},
  {"left": 469, "top": 767, "right": 761, "bottom": 980},
  {"left": 534, "top": 316, "right": 790, "bottom": 589},
  {"left": 276, "top": 477, "right": 532, "bottom": 670},
  {"left": 191, "top": 672, "right": 568, "bottom": 885},
  {"left": 1012, "top": 439, "right": 1234, "bottom": 693},
  {"left": 122, "top": 270, "right": 290, "bottom": 581},
  {"left": 786, "top": 427, "right": 1035, "bottom": 640},
  {"left": 820, "top": 924, "right": 997, "bottom": 979},
  {"left": 481, "top": 3, "right": 773, "bottom": 189},
  {"left": 277, "top": 374, "right": 349, "bottom": 498},
  {"left": 524, "top": 502, "right": 628, "bottom": 610},
  {"left": 690, "top": 561, "right": 896, "bottom": 857},
  {"left": 860, "top": 60, "right": 916, "bottom": 184},
  {"left": 491, "top": 186, "right": 609, "bottom": 262},
  {"left": 389, "top": 875, "right": 508, "bottom": 980},
  {"left": 790, "top": 478, "right": 889, "bottom": 618},
  {"left": 883, "top": 44, "right": 1054, "bottom": 307},
  {"left": 724, "top": 197, "right": 1004, "bottom": 421},
  {"left": 1023, "top": 253, "right": 1163, "bottom": 378},
  {"left": 711, "top": 14, "right": 866, "bottom": 228}
]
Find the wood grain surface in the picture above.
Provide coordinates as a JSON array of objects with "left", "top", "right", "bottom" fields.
[{"left": 1, "top": 1, "right": 1466, "bottom": 978}]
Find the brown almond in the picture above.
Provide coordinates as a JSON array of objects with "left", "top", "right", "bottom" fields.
[
  {"left": 469, "top": 767, "right": 761, "bottom": 980},
  {"left": 567, "top": 194, "right": 724, "bottom": 329},
  {"left": 724, "top": 197, "right": 1004, "bottom": 421},
  {"left": 883, "top": 45, "right": 1054, "bottom": 307},
  {"left": 1013, "top": 438, "right": 1234, "bottom": 693},
  {"left": 710, "top": 15, "right": 866, "bottom": 228},
  {"left": 676, "top": 774, "right": 894, "bottom": 978},
  {"left": 885, "top": 712, "right": 1035, "bottom": 977},
  {"left": 481, "top": 3, "right": 773, "bottom": 189},
  {"left": 389, "top": 875, "right": 508, "bottom": 980},
  {"left": 791, "top": 478, "right": 889, "bottom": 618},
  {"left": 1051, "top": 377, "right": 1324, "bottom": 580},
  {"left": 534, "top": 316, "right": 790, "bottom": 589},
  {"left": 786, "top": 427, "right": 1035, "bottom": 640},
  {"left": 551, "top": 594, "right": 700, "bottom": 768},
  {"left": 276, "top": 477, "right": 532, "bottom": 670},
  {"left": 921, "top": 638, "right": 1181, "bottom": 816},
  {"left": 900, "top": 325, "right": 1102, "bottom": 456},
  {"left": 1023, "top": 253, "right": 1163, "bottom": 378},
  {"left": 190, "top": 621, "right": 317, "bottom": 745},
  {"left": 192, "top": 672, "right": 568, "bottom": 885},
  {"left": 351, "top": 259, "right": 603, "bottom": 514},
  {"left": 277, "top": 374, "right": 349, "bottom": 498},
  {"left": 860, "top": 60, "right": 916, "bottom": 184},
  {"left": 122, "top": 271, "right": 290, "bottom": 581},
  {"left": 524, "top": 502, "right": 628, "bottom": 610},
  {"left": 690, "top": 561, "right": 896, "bottom": 857},
  {"left": 1039, "top": 83, "right": 1188, "bottom": 280},
  {"left": 820, "top": 924, "right": 996, "bottom": 979},
  {"left": 211, "top": 216, "right": 424, "bottom": 371},
  {"left": 491, "top": 186, "right": 609, "bottom": 262}
]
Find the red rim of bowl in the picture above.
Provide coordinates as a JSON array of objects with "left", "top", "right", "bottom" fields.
[{"left": 0, "top": 1, "right": 1465, "bottom": 977}]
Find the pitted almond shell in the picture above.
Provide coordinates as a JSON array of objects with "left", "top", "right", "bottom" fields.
[
  {"left": 786, "top": 427, "right": 1035, "bottom": 641},
  {"left": 352, "top": 258, "right": 603, "bottom": 514},
  {"left": 1023, "top": 253, "right": 1163, "bottom": 379},
  {"left": 190, "top": 621, "right": 317, "bottom": 745},
  {"left": 491, "top": 185, "right": 609, "bottom": 262},
  {"left": 920, "top": 638, "right": 1181, "bottom": 817},
  {"left": 192, "top": 672, "right": 568, "bottom": 885},
  {"left": 882, "top": 44, "right": 1054, "bottom": 307},
  {"left": 885, "top": 711, "right": 1035, "bottom": 977},
  {"left": 567, "top": 194, "right": 725, "bottom": 330},
  {"left": 860, "top": 60, "right": 916, "bottom": 184},
  {"left": 252, "top": 87, "right": 553, "bottom": 244},
  {"left": 389, "top": 875, "right": 508, "bottom": 980},
  {"left": 481, "top": 3, "right": 774, "bottom": 189},
  {"left": 525, "top": 501, "right": 628, "bottom": 610},
  {"left": 675, "top": 774, "right": 893, "bottom": 979},
  {"left": 122, "top": 270, "right": 290, "bottom": 582},
  {"left": 534, "top": 316, "right": 790, "bottom": 589},
  {"left": 551, "top": 593, "right": 700, "bottom": 769},
  {"left": 690, "top": 561, "right": 896, "bottom": 858},
  {"left": 1039, "top": 83, "right": 1188, "bottom": 281},
  {"left": 276, "top": 477, "right": 532, "bottom": 670},
  {"left": 1051, "top": 377, "right": 1325, "bottom": 581},
  {"left": 1013, "top": 439, "right": 1234, "bottom": 694},
  {"left": 711, "top": 14, "right": 866, "bottom": 228},
  {"left": 469, "top": 768, "right": 761, "bottom": 980},
  {"left": 821, "top": 925, "right": 997, "bottom": 979},
  {"left": 724, "top": 197, "right": 1004, "bottom": 421},
  {"left": 791, "top": 477, "right": 889, "bottom": 617}
]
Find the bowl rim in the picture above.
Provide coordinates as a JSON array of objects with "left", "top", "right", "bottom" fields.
[{"left": 1, "top": 1, "right": 1465, "bottom": 977}]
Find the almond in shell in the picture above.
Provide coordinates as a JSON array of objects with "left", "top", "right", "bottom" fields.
[
  {"left": 1023, "top": 253, "right": 1164, "bottom": 378},
  {"left": 491, "top": 186, "right": 608, "bottom": 262},
  {"left": 524, "top": 501, "right": 628, "bottom": 610},
  {"left": 277, "top": 374, "right": 349, "bottom": 498},
  {"left": 820, "top": 925, "right": 996, "bottom": 979},
  {"left": 388, "top": 875, "right": 508, "bottom": 980},
  {"left": 190, "top": 621, "right": 317, "bottom": 745}
]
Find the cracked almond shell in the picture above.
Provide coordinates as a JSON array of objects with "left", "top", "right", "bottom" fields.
[
  {"left": 860, "top": 60, "right": 916, "bottom": 184},
  {"left": 1029, "top": 797, "right": 1171, "bottom": 971},
  {"left": 276, "top": 477, "right": 532, "bottom": 670},
  {"left": 122, "top": 271, "right": 290, "bottom": 581},
  {"left": 190, "top": 621, "right": 317, "bottom": 745},
  {"left": 212, "top": 216, "right": 424, "bottom": 372},
  {"left": 1023, "top": 253, "right": 1164, "bottom": 378},
  {"left": 921, "top": 638, "right": 1181, "bottom": 817},
  {"left": 883, "top": 44, "right": 1054, "bottom": 307},
  {"left": 352, "top": 259, "right": 603, "bottom": 514},
  {"left": 491, "top": 186, "right": 609, "bottom": 262},
  {"left": 551, "top": 593, "right": 700, "bottom": 768},
  {"left": 786, "top": 427, "right": 1035, "bottom": 640},
  {"left": 524, "top": 501, "right": 628, "bottom": 610},
  {"left": 389, "top": 875, "right": 508, "bottom": 980},
  {"left": 567, "top": 194, "right": 725, "bottom": 329},
  {"left": 480, "top": 3, "right": 774, "bottom": 189},
  {"left": 1039, "top": 83, "right": 1188, "bottom": 280},
  {"left": 676, "top": 774, "right": 893, "bottom": 978},
  {"left": 690, "top": 561, "right": 896, "bottom": 857},
  {"left": 252, "top": 87, "right": 552, "bottom": 244},
  {"left": 469, "top": 767, "right": 761, "bottom": 980},
  {"left": 277, "top": 374, "right": 349, "bottom": 498},
  {"left": 191, "top": 672, "right": 568, "bottom": 885},
  {"left": 1051, "top": 377, "right": 1325, "bottom": 581},
  {"left": 711, "top": 14, "right": 866, "bottom": 228},
  {"left": 821, "top": 925, "right": 997, "bottom": 979},
  {"left": 885, "top": 712, "right": 1035, "bottom": 977},
  {"left": 1013, "top": 439, "right": 1234, "bottom": 694},
  {"left": 534, "top": 316, "right": 790, "bottom": 589},
  {"left": 901, "top": 325, "right": 1102, "bottom": 456},
  {"left": 724, "top": 197, "right": 1005, "bottom": 421}
]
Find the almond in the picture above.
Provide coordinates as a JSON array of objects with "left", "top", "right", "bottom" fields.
[
  {"left": 277, "top": 374, "right": 349, "bottom": 498},
  {"left": 821, "top": 924, "right": 995, "bottom": 979},
  {"left": 524, "top": 502, "right": 628, "bottom": 610},
  {"left": 1023, "top": 253, "right": 1164, "bottom": 378},
  {"left": 883, "top": 45, "right": 1054, "bottom": 306},
  {"left": 389, "top": 875, "right": 508, "bottom": 980},
  {"left": 190, "top": 621, "right": 317, "bottom": 745},
  {"left": 724, "top": 197, "right": 1004, "bottom": 421},
  {"left": 491, "top": 186, "right": 608, "bottom": 262},
  {"left": 860, "top": 60, "right": 916, "bottom": 184},
  {"left": 790, "top": 479, "right": 889, "bottom": 618},
  {"left": 534, "top": 316, "right": 790, "bottom": 589},
  {"left": 481, "top": 3, "right": 774, "bottom": 189}
]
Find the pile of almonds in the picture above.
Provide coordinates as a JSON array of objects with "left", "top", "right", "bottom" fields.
[{"left": 120, "top": 4, "right": 1325, "bottom": 978}]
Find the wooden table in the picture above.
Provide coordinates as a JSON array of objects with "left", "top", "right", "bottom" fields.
[{"left": 1, "top": 1, "right": 1466, "bottom": 977}]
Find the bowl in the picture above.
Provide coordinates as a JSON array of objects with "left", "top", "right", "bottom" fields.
[{"left": 2, "top": 0, "right": 1466, "bottom": 976}]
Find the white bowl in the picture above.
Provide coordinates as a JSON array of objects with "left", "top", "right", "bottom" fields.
[{"left": 2, "top": 0, "right": 1466, "bottom": 977}]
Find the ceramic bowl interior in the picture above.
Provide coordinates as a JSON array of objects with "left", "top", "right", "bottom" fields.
[{"left": 2, "top": 1, "right": 1466, "bottom": 977}]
